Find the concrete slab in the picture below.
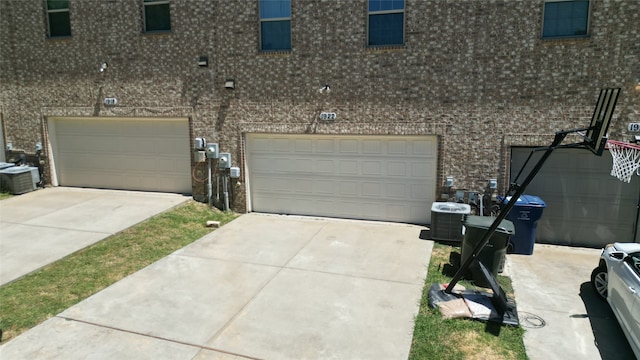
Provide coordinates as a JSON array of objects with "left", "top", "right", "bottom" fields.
[
  {"left": 207, "top": 267, "right": 424, "bottom": 360},
  {"left": 0, "top": 223, "right": 106, "bottom": 284},
  {"left": 0, "top": 187, "right": 189, "bottom": 285},
  {"left": 287, "top": 220, "right": 429, "bottom": 284},
  {"left": 1, "top": 213, "right": 433, "bottom": 359},
  {"left": 507, "top": 244, "right": 636, "bottom": 360},
  {"left": 177, "top": 214, "right": 327, "bottom": 266},
  {"left": 60, "top": 254, "right": 280, "bottom": 345}
]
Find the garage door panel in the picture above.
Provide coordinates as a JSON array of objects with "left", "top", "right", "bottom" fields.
[
  {"left": 388, "top": 140, "right": 408, "bottom": 154},
  {"left": 362, "top": 182, "right": 381, "bottom": 197},
  {"left": 339, "top": 140, "right": 358, "bottom": 153},
  {"left": 247, "top": 134, "right": 437, "bottom": 224},
  {"left": 362, "top": 161, "right": 382, "bottom": 176},
  {"left": 339, "top": 161, "right": 358, "bottom": 175},
  {"left": 511, "top": 148, "right": 639, "bottom": 247},
  {"left": 387, "top": 162, "right": 407, "bottom": 176},
  {"left": 317, "top": 139, "right": 335, "bottom": 152},
  {"left": 50, "top": 117, "right": 191, "bottom": 193},
  {"left": 295, "top": 139, "right": 312, "bottom": 152}
]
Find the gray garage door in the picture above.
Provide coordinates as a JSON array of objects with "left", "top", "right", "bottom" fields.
[
  {"left": 48, "top": 117, "right": 192, "bottom": 194},
  {"left": 246, "top": 134, "right": 437, "bottom": 224},
  {"left": 511, "top": 147, "right": 639, "bottom": 248}
]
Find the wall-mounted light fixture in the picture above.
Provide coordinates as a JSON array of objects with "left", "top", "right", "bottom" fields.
[
  {"left": 99, "top": 62, "right": 108, "bottom": 73},
  {"left": 224, "top": 79, "right": 235, "bottom": 89},
  {"left": 636, "top": 81, "right": 640, "bottom": 91},
  {"left": 319, "top": 84, "right": 331, "bottom": 93},
  {"left": 198, "top": 56, "right": 208, "bottom": 67},
  {"left": 445, "top": 176, "right": 454, "bottom": 187},
  {"left": 6, "top": 142, "right": 12, "bottom": 151}
]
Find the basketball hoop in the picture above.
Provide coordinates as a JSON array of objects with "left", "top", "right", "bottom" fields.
[{"left": 607, "top": 140, "right": 640, "bottom": 183}]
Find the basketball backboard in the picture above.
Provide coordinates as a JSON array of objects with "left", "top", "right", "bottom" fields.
[{"left": 585, "top": 88, "right": 621, "bottom": 156}]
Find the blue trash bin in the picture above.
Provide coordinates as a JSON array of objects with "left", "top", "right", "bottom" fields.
[{"left": 498, "top": 195, "right": 546, "bottom": 255}]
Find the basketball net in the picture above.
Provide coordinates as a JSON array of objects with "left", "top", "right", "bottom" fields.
[{"left": 608, "top": 140, "right": 640, "bottom": 183}]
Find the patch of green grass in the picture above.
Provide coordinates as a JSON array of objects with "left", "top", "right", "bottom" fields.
[
  {"left": 0, "top": 201, "right": 238, "bottom": 342},
  {"left": 0, "top": 190, "right": 13, "bottom": 200},
  {"left": 409, "top": 243, "right": 527, "bottom": 360}
]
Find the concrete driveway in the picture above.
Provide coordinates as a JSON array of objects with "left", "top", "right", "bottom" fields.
[
  {"left": 507, "top": 244, "right": 636, "bottom": 360},
  {"left": 0, "top": 213, "right": 433, "bottom": 359},
  {"left": 0, "top": 187, "right": 189, "bottom": 286}
]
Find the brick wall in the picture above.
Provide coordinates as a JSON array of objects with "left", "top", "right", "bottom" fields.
[{"left": 1, "top": 0, "right": 639, "bottom": 211}]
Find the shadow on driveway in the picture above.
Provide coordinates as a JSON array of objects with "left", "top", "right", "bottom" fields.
[{"left": 579, "top": 282, "right": 635, "bottom": 359}]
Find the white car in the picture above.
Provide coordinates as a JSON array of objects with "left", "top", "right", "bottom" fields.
[{"left": 591, "top": 242, "right": 640, "bottom": 358}]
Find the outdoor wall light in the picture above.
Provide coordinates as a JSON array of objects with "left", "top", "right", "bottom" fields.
[
  {"left": 224, "top": 79, "right": 235, "bottom": 89},
  {"left": 198, "top": 56, "right": 208, "bottom": 67},
  {"left": 99, "top": 62, "right": 108, "bottom": 73},
  {"left": 319, "top": 84, "right": 331, "bottom": 93},
  {"left": 445, "top": 176, "right": 454, "bottom": 187}
]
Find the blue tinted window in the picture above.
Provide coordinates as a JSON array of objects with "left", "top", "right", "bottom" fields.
[
  {"left": 543, "top": 0, "right": 589, "bottom": 38},
  {"left": 369, "top": 0, "right": 404, "bottom": 12},
  {"left": 368, "top": 0, "right": 404, "bottom": 47},
  {"left": 261, "top": 20, "right": 291, "bottom": 51},
  {"left": 369, "top": 13, "right": 404, "bottom": 46},
  {"left": 260, "top": 0, "right": 291, "bottom": 19},
  {"left": 46, "top": 0, "right": 71, "bottom": 37},
  {"left": 143, "top": 0, "right": 171, "bottom": 32},
  {"left": 259, "top": 0, "right": 291, "bottom": 51}
]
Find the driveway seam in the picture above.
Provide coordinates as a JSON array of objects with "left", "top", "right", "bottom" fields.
[
  {"left": 55, "top": 316, "right": 262, "bottom": 360},
  {"left": 174, "top": 253, "right": 426, "bottom": 286},
  {"left": 0, "top": 221, "right": 112, "bottom": 234}
]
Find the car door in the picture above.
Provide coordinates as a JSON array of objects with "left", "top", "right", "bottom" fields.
[
  {"left": 625, "top": 252, "right": 640, "bottom": 351},
  {"left": 608, "top": 251, "right": 638, "bottom": 335},
  {"left": 614, "top": 252, "right": 640, "bottom": 350}
]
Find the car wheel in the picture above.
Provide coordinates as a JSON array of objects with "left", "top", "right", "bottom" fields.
[{"left": 590, "top": 265, "right": 608, "bottom": 300}]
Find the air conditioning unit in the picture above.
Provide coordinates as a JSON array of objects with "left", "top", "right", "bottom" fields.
[
  {"left": 430, "top": 202, "right": 471, "bottom": 242},
  {"left": 0, "top": 166, "right": 39, "bottom": 194},
  {"left": 0, "top": 162, "right": 15, "bottom": 190}
]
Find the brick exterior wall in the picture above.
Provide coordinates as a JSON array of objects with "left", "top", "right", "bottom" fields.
[{"left": 1, "top": 0, "right": 639, "bottom": 213}]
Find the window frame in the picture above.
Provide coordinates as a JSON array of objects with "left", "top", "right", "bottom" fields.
[
  {"left": 143, "top": 0, "right": 171, "bottom": 34},
  {"left": 625, "top": 253, "right": 640, "bottom": 277},
  {"left": 45, "top": 0, "right": 71, "bottom": 38},
  {"left": 541, "top": 0, "right": 591, "bottom": 40},
  {"left": 258, "top": 0, "right": 292, "bottom": 52},
  {"left": 367, "top": 0, "right": 405, "bottom": 48}
]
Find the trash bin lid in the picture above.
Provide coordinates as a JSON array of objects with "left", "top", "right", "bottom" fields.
[
  {"left": 498, "top": 195, "right": 546, "bottom": 208},
  {"left": 431, "top": 202, "right": 471, "bottom": 214},
  {"left": 464, "top": 215, "right": 515, "bottom": 234}
]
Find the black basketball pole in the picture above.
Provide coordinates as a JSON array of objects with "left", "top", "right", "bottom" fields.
[{"left": 445, "top": 130, "right": 571, "bottom": 294}]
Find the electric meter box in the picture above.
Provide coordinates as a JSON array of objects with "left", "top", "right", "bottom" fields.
[
  {"left": 194, "top": 137, "right": 206, "bottom": 150},
  {"left": 194, "top": 150, "right": 206, "bottom": 163},
  {"left": 230, "top": 166, "right": 240, "bottom": 178},
  {"left": 218, "top": 153, "right": 231, "bottom": 169},
  {"left": 205, "top": 143, "right": 219, "bottom": 159}
]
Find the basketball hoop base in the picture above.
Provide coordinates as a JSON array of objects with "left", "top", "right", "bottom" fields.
[{"left": 607, "top": 140, "right": 640, "bottom": 183}]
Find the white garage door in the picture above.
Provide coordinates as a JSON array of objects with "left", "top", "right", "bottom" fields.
[
  {"left": 246, "top": 134, "right": 437, "bottom": 224},
  {"left": 511, "top": 147, "right": 640, "bottom": 247},
  {"left": 48, "top": 117, "right": 191, "bottom": 194}
]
